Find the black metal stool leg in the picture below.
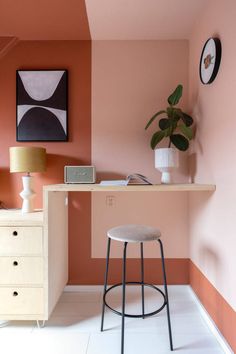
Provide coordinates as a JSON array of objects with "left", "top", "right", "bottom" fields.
[
  {"left": 140, "top": 242, "right": 145, "bottom": 319},
  {"left": 101, "top": 237, "right": 111, "bottom": 332},
  {"left": 121, "top": 242, "right": 128, "bottom": 354},
  {"left": 158, "top": 239, "right": 173, "bottom": 351}
]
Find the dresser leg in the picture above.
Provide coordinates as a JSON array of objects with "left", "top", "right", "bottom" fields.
[
  {"left": 36, "top": 320, "right": 45, "bottom": 328},
  {"left": 0, "top": 320, "right": 9, "bottom": 328}
]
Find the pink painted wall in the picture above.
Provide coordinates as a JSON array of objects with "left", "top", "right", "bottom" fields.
[
  {"left": 189, "top": 0, "right": 236, "bottom": 310},
  {"left": 91, "top": 40, "right": 190, "bottom": 259}
]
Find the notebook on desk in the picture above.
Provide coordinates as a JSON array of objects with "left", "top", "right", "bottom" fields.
[{"left": 99, "top": 174, "right": 152, "bottom": 186}]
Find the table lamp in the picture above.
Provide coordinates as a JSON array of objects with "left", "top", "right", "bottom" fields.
[{"left": 9, "top": 147, "right": 46, "bottom": 213}]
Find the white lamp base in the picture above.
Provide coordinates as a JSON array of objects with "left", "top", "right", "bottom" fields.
[{"left": 20, "top": 175, "right": 36, "bottom": 213}]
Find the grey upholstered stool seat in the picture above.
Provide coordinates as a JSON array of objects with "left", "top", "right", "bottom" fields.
[
  {"left": 107, "top": 224, "right": 161, "bottom": 243},
  {"left": 101, "top": 224, "right": 173, "bottom": 354}
]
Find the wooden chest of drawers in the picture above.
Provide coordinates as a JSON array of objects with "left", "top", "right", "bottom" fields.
[
  {"left": 0, "top": 226, "right": 43, "bottom": 255},
  {"left": 0, "top": 202, "right": 68, "bottom": 322},
  {"left": 0, "top": 211, "right": 44, "bottom": 320}
]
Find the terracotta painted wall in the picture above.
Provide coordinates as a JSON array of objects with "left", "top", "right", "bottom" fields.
[
  {"left": 190, "top": 261, "right": 236, "bottom": 352},
  {"left": 0, "top": 40, "right": 92, "bottom": 284},
  {"left": 188, "top": 0, "right": 236, "bottom": 350},
  {"left": 91, "top": 41, "right": 190, "bottom": 269}
]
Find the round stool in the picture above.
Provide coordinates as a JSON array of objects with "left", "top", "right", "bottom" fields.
[{"left": 101, "top": 224, "right": 173, "bottom": 354}]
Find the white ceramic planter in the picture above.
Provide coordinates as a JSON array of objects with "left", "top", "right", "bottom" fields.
[{"left": 155, "top": 148, "right": 179, "bottom": 184}]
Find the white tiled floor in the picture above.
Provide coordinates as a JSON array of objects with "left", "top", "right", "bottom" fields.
[{"left": 0, "top": 286, "right": 227, "bottom": 354}]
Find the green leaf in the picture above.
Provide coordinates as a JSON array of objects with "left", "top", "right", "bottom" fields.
[
  {"left": 167, "top": 85, "right": 183, "bottom": 106},
  {"left": 170, "top": 134, "right": 189, "bottom": 151},
  {"left": 163, "top": 119, "right": 177, "bottom": 137},
  {"left": 145, "top": 110, "right": 166, "bottom": 130},
  {"left": 181, "top": 113, "right": 193, "bottom": 127},
  {"left": 159, "top": 118, "right": 171, "bottom": 130},
  {"left": 179, "top": 124, "right": 193, "bottom": 140},
  {"left": 150, "top": 131, "right": 165, "bottom": 149},
  {"left": 165, "top": 127, "right": 172, "bottom": 137}
]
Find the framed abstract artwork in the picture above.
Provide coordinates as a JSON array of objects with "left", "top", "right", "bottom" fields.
[{"left": 16, "top": 69, "right": 68, "bottom": 141}]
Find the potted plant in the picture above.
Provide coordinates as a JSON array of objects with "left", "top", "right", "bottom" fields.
[{"left": 145, "top": 84, "right": 193, "bottom": 183}]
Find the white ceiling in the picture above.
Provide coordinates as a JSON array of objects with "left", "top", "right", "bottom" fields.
[{"left": 86, "top": 0, "right": 207, "bottom": 40}]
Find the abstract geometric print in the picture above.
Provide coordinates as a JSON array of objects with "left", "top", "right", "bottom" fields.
[{"left": 16, "top": 70, "right": 68, "bottom": 141}]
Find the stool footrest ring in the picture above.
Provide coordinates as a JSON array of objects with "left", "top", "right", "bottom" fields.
[{"left": 103, "top": 282, "right": 167, "bottom": 318}]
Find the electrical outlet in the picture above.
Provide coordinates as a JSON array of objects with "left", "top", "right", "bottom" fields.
[{"left": 106, "top": 195, "right": 115, "bottom": 207}]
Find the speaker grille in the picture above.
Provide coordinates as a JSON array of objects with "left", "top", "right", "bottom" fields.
[{"left": 64, "top": 166, "right": 95, "bottom": 183}]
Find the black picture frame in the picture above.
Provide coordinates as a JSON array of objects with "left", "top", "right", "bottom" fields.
[
  {"left": 199, "top": 38, "right": 221, "bottom": 85},
  {"left": 16, "top": 69, "right": 68, "bottom": 142}
]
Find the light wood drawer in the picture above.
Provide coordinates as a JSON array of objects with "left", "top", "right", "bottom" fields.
[
  {"left": 0, "top": 227, "right": 42, "bottom": 255},
  {"left": 0, "top": 257, "right": 43, "bottom": 284},
  {"left": 0, "top": 287, "right": 44, "bottom": 315}
]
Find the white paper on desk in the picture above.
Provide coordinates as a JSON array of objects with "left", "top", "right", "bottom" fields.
[{"left": 100, "top": 180, "right": 128, "bottom": 186}]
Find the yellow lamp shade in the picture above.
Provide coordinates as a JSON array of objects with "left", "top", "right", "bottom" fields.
[{"left": 10, "top": 147, "right": 46, "bottom": 173}]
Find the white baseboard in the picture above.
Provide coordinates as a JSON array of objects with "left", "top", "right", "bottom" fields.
[
  {"left": 189, "top": 286, "right": 233, "bottom": 354},
  {"left": 64, "top": 285, "right": 103, "bottom": 292}
]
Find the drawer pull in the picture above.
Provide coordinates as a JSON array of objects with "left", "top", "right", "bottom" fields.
[
  {"left": 13, "top": 261, "right": 18, "bottom": 266},
  {"left": 13, "top": 291, "right": 18, "bottom": 297},
  {"left": 12, "top": 231, "right": 18, "bottom": 236}
]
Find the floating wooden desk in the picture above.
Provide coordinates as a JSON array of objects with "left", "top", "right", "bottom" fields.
[{"left": 43, "top": 183, "right": 216, "bottom": 193}]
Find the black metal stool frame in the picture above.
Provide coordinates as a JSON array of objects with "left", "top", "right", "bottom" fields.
[{"left": 101, "top": 238, "right": 173, "bottom": 354}]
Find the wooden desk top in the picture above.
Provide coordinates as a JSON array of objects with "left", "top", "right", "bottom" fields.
[{"left": 43, "top": 183, "right": 216, "bottom": 192}]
